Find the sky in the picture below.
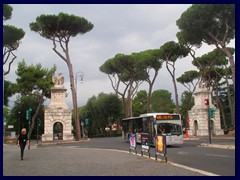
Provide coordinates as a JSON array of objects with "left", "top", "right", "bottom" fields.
[{"left": 4, "top": 4, "right": 235, "bottom": 109}]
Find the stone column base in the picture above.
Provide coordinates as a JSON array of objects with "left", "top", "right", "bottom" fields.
[
  {"left": 41, "top": 134, "right": 53, "bottom": 141},
  {"left": 213, "top": 129, "right": 224, "bottom": 136},
  {"left": 63, "top": 133, "right": 74, "bottom": 141}
]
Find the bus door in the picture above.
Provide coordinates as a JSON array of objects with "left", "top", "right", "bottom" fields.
[{"left": 142, "top": 116, "right": 154, "bottom": 145}]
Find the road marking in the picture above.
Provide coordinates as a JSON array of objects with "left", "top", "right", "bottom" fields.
[
  {"left": 177, "top": 151, "right": 190, "bottom": 155},
  {"left": 205, "top": 154, "right": 231, "bottom": 158},
  {"left": 168, "top": 162, "right": 220, "bottom": 176}
]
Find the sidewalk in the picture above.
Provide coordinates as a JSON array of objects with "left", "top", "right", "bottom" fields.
[
  {"left": 183, "top": 135, "right": 235, "bottom": 150},
  {"left": 35, "top": 138, "right": 90, "bottom": 147},
  {"left": 3, "top": 143, "right": 212, "bottom": 176}
]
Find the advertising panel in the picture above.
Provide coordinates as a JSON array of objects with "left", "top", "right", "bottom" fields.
[
  {"left": 141, "top": 133, "right": 149, "bottom": 150},
  {"left": 155, "top": 135, "right": 166, "bottom": 154},
  {"left": 129, "top": 133, "right": 136, "bottom": 148},
  {"left": 155, "top": 135, "right": 167, "bottom": 162}
]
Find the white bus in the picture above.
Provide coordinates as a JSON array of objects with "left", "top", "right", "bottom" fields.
[{"left": 122, "top": 113, "right": 183, "bottom": 146}]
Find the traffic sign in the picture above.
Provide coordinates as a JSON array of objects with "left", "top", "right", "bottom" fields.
[
  {"left": 85, "top": 118, "right": 89, "bottom": 125},
  {"left": 210, "top": 108, "right": 216, "bottom": 118}
]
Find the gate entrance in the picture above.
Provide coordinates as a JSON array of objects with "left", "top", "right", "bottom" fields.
[
  {"left": 53, "top": 122, "right": 63, "bottom": 140},
  {"left": 193, "top": 120, "right": 198, "bottom": 136}
]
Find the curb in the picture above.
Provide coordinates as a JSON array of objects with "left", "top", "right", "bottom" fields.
[
  {"left": 36, "top": 138, "right": 90, "bottom": 147},
  {"left": 183, "top": 137, "right": 200, "bottom": 140},
  {"left": 200, "top": 143, "right": 235, "bottom": 150}
]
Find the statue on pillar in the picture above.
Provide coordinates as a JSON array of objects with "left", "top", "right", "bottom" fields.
[{"left": 52, "top": 73, "right": 64, "bottom": 88}]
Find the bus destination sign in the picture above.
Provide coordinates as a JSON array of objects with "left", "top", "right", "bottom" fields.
[{"left": 156, "top": 114, "right": 180, "bottom": 120}]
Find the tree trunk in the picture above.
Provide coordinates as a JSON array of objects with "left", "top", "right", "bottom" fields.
[
  {"left": 225, "top": 76, "right": 235, "bottom": 127},
  {"left": 220, "top": 47, "right": 235, "bottom": 93},
  {"left": 68, "top": 61, "right": 81, "bottom": 140},
  {"left": 216, "top": 95, "right": 227, "bottom": 129},
  {"left": 173, "top": 77, "right": 180, "bottom": 114},
  {"left": 147, "top": 70, "right": 158, "bottom": 113},
  {"left": 165, "top": 61, "right": 180, "bottom": 114},
  {"left": 30, "top": 93, "right": 44, "bottom": 137}
]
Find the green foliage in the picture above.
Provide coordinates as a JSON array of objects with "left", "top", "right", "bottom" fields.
[
  {"left": 192, "top": 48, "right": 230, "bottom": 70},
  {"left": 192, "top": 48, "right": 234, "bottom": 89},
  {"left": 9, "top": 95, "right": 44, "bottom": 135},
  {"left": 3, "top": 4, "right": 25, "bottom": 75},
  {"left": 180, "top": 91, "right": 194, "bottom": 126},
  {"left": 100, "top": 53, "right": 150, "bottom": 82},
  {"left": 3, "top": 106, "right": 11, "bottom": 124},
  {"left": 79, "top": 93, "right": 123, "bottom": 136},
  {"left": 4, "top": 80, "right": 15, "bottom": 106},
  {"left": 159, "top": 41, "right": 189, "bottom": 62},
  {"left": 132, "top": 49, "right": 162, "bottom": 71},
  {"left": 177, "top": 70, "right": 200, "bottom": 93},
  {"left": 30, "top": 12, "right": 94, "bottom": 39},
  {"left": 132, "top": 90, "right": 148, "bottom": 116},
  {"left": 217, "top": 82, "right": 234, "bottom": 127},
  {"left": 3, "top": 4, "right": 13, "bottom": 21},
  {"left": 177, "top": 70, "right": 199, "bottom": 84},
  {"left": 15, "top": 60, "right": 56, "bottom": 96},
  {"left": 150, "top": 89, "right": 175, "bottom": 113},
  {"left": 3, "top": 25, "right": 25, "bottom": 49},
  {"left": 176, "top": 4, "right": 235, "bottom": 46}
]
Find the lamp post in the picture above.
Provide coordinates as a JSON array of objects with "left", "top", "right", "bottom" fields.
[{"left": 75, "top": 71, "right": 84, "bottom": 138}]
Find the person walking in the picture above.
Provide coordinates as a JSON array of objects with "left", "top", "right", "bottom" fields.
[{"left": 17, "top": 128, "right": 28, "bottom": 160}]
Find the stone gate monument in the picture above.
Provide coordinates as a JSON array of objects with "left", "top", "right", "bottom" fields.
[
  {"left": 188, "top": 80, "right": 223, "bottom": 136},
  {"left": 42, "top": 73, "right": 74, "bottom": 141}
]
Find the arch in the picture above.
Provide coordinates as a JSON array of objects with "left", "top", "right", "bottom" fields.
[
  {"left": 53, "top": 122, "right": 63, "bottom": 140},
  {"left": 193, "top": 120, "right": 198, "bottom": 136}
]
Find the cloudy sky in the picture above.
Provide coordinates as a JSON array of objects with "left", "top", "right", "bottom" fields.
[{"left": 4, "top": 4, "right": 235, "bottom": 109}]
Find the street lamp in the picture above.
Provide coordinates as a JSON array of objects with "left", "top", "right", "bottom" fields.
[
  {"left": 75, "top": 71, "right": 84, "bottom": 138},
  {"left": 75, "top": 71, "right": 84, "bottom": 99}
]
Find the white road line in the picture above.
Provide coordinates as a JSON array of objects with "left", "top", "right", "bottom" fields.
[
  {"left": 205, "top": 154, "right": 231, "bottom": 158},
  {"left": 168, "top": 162, "right": 220, "bottom": 176},
  {"left": 177, "top": 151, "right": 190, "bottom": 155}
]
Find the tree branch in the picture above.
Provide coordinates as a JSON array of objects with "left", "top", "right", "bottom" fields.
[{"left": 52, "top": 34, "right": 67, "bottom": 63}]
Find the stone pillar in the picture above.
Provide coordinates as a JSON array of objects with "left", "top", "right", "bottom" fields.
[
  {"left": 42, "top": 73, "right": 74, "bottom": 141},
  {"left": 188, "top": 82, "right": 223, "bottom": 136}
]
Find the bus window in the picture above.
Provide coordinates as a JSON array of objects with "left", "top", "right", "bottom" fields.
[
  {"left": 157, "top": 125, "right": 166, "bottom": 135},
  {"left": 156, "top": 123, "right": 182, "bottom": 135}
]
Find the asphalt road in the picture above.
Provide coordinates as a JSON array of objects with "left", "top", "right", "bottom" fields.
[{"left": 58, "top": 136, "right": 235, "bottom": 176}]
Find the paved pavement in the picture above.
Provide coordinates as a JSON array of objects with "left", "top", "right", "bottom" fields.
[
  {"left": 3, "top": 135, "right": 235, "bottom": 176},
  {"left": 184, "top": 136, "right": 235, "bottom": 150}
]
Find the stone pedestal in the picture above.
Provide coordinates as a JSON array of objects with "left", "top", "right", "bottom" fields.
[
  {"left": 188, "top": 84, "right": 223, "bottom": 136},
  {"left": 42, "top": 73, "right": 74, "bottom": 141}
]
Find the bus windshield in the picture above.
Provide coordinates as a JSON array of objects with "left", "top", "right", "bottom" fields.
[{"left": 156, "top": 123, "right": 182, "bottom": 135}]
